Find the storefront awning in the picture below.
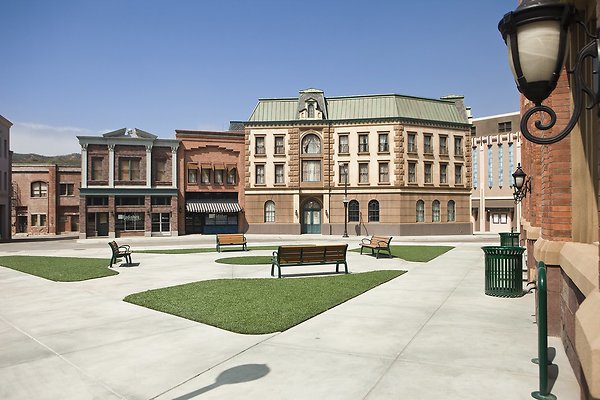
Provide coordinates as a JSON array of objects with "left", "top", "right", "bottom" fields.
[{"left": 186, "top": 201, "right": 243, "bottom": 213}]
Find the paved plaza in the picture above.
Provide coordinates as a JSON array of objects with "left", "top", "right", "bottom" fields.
[{"left": 0, "top": 234, "right": 581, "bottom": 399}]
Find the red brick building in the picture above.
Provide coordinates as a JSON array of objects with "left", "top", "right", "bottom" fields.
[
  {"left": 513, "top": 1, "right": 600, "bottom": 397},
  {"left": 77, "top": 128, "right": 179, "bottom": 238},
  {"left": 11, "top": 164, "right": 80, "bottom": 236},
  {"left": 176, "top": 129, "right": 246, "bottom": 234}
]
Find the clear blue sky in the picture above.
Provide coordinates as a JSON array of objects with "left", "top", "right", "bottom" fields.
[{"left": 1, "top": 0, "right": 518, "bottom": 155}]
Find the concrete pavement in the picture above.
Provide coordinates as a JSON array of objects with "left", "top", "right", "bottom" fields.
[{"left": 0, "top": 235, "right": 580, "bottom": 399}]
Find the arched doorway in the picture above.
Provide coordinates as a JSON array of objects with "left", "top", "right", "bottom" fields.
[{"left": 301, "top": 199, "right": 321, "bottom": 234}]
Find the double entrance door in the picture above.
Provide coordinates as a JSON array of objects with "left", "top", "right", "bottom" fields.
[{"left": 301, "top": 199, "right": 321, "bottom": 234}]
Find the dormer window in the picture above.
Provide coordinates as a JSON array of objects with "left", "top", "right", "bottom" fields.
[{"left": 308, "top": 102, "right": 315, "bottom": 118}]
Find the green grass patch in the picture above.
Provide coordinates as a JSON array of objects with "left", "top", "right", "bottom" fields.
[
  {"left": 0, "top": 256, "right": 118, "bottom": 282},
  {"left": 124, "top": 270, "right": 405, "bottom": 334},
  {"left": 352, "top": 245, "right": 454, "bottom": 262},
  {"left": 216, "top": 256, "right": 273, "bottom": 265},
  {"left": 136, "top": 245, "right": 279, "bottom": 254}
]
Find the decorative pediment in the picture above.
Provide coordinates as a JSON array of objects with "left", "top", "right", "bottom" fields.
[{"left": 103, "top": 128, "right": 157, "bottom": 139}]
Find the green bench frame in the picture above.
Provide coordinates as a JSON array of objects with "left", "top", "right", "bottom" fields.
[
  {"left": 360, "top": 235, "right": 393, "bottom": 258},
  {"left": 108, "top": 241, "right": 132, "bottom": 268},
  {"left": 271, "top": 244, "right": 349, "bottom": 278},
  {"left": 216, "top": 233, "right": 248, "bottom": 252}
]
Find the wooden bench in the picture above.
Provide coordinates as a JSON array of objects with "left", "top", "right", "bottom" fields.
[
  {"left": 360, "top": 235, "right": 393, "bottom": 258},
  {"left": 108, "top": 241, "right": 132, "bottom": 268},
  {"left": 216, "top": 233, "right": 247, "bottom": 252},
  {"left": 270, "top": 244, "right": 348, "bottom": 278}
]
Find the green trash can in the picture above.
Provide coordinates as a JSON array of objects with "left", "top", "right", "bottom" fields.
[
  {"left": 499, "top": 232, "right": 520, "bottom": 247},
  {"left": 481, "top": 246, "right": 525, "bottom": 297}
]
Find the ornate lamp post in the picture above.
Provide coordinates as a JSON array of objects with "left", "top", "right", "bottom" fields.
[
  {"left": 343, "top": 163, "right": 349, "bottom": 238},
  {"left": 512, "top": 163, "right": 531, "bottom": 203}
]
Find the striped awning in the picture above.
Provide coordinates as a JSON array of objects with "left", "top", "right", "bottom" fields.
[{"left": 186, "top": 201, "right": 243, "bottom": 213}]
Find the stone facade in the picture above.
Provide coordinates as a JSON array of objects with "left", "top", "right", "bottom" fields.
[
  {"left": 0, "top": 115, "right": 11, "bottom": 241},
  {"left": 11, "top": 164, "right": 80, "bottom": 236},
  {"left": 244, "top": 89, "right": 473, "bottom": 235},
  {"left": 471, "top": 112, "right": 522, "bottom": 233},
  {"left": 78, "top": 128, "right": 179, "bottom": 238},
  {"left": 516, "top": 2, "right": 600, "bottom": 398}
]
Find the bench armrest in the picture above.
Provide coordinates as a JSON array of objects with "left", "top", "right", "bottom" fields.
[
  {"left": 376, "top": 240, "right": 389, "bottom": 247},
  {"left": 118, "top": 245, "right": 130, "bottom": 251},
  {"left": 361, "top": 238, "right": 371, "bottom": 244}
]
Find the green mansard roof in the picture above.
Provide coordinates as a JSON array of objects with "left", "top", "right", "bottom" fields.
[{"left": 247, "top": 91, "right": 470, "bottom": 126}]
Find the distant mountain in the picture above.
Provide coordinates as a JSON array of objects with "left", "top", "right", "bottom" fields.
[{"left": 12, "top": 153, "right": 81, "bottom": 166}]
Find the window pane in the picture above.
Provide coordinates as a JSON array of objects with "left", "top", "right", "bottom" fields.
[
  {"left": 348, "top": 200, "right": 359, "bottom": 222},
  {"left": 302, "top": 161, "right": 321, "bottom": 182},
  {"left": 339, "top": 135, "right": 349, "bottom": 153},
  {"left": 358, "top": 134, "right": 369, "bottom": 152},
  {"left": 378, "top": 133, "right": 389, "bottom": 152},
  {"left": 416, "top": 200, "right": 424, "bottom": 222},
  {"left": 368, "top": 200, "right": 379, "bottom": 222},
  {"left": 359, "top": 163, "right": 369, "bottom": 183},
  {"left": 188, "top": 169, "right": 197, "bottom": 183},
  {"left": 379, "top": 163, "right": 389, "bottom": 183},
  {"left": 302, "top": 134, "right": 321, "bottom": 154},
  {"left": 432, "top": 200, "right": 440, "bottom": 222},
  {"left": 255, "top": 137, "right": 265, "bottom": 154},
  {"left": 275, "top": 165, "right": 284, "bottom": 184},
  {"left": 255, "top": 165, "right": 265, "bottom": 184}
]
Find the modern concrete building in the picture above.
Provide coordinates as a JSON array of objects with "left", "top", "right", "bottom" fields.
[
  {"left": 471, "top": 112, "right": 521, "bottom": 233},
  {"left": 175, "top": 129, "right": 246, "bottom": 235},
  {"left": 11, "top": 164, "right": 80, "bottom": 236},
  {"left": 243, "top": 89, "right": 473, "bottom": 236},
  {"left": 0, "top": 115, "right": 12, "bottom": 241},
  {"left": 77, "top": 128, "right": 179, "bottom": 238}
]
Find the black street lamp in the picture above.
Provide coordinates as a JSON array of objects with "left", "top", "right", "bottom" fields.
[
  {"left": 343, "top": 163, "right": 349, "bottom": 238},
  {"left": 498, "top": 0, "right": 600, "bottom": 145},
  {"left": 512, "top": 163, "right": 531, "bottom": 203}
]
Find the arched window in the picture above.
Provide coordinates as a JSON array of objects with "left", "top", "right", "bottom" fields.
[
  {"left": 308, "top": 103, "right": 315, "bottom": 118},
  {"left": 447, "top": 200, "right": 456, "bottom": 222},
  {"left": 31, "top": 181, "right": 48, "bottom": 198},
  {"left": 348, "top": 200, "right": 359, "bottom": 222},
  {"left": 301, "top": 134, "right": 321, "bottom": 154},
  {"left": 416, "top": 200, "right": 424, "bottom": 222},
  {"left": 368, "top": 200, "right": 379, "bottom": 222},
  {"left": 264, "top": 201, "right": 275, "bottom": 223},
  {"left": 432, "top": 200, "right": 441, "bottom": 222}
]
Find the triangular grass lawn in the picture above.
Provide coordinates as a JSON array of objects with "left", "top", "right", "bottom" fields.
[
  {"left": 0, "top": 256, "right": 117, "bottom": 281},
  {"left": 351, "top": 245, "right": 453, "bottom": 262},
  {"left": 124, "top": 270, "right": 405, "bottom": 334},
  {"left": 135, "top": 245, "right": 279, "bottom": 254}
]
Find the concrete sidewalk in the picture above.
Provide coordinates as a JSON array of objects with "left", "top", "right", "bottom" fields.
[{"left": 0, "top": 237, "right": 580, "bottom": 399}]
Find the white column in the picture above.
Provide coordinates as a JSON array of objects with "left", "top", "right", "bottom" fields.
[
  {"left": 81, "top": 144, "right": 88, "bottom": 189},
  {"left": 293, "top": 193, "right": 300, "bottom": 224},
  {"left": 108, "top": 144, "right": 115, "bottom": 188},
  {"left": 146, "top": 145, "right": 152, "bottom": 188},
  {"left": 171, "top": 145, "right": 178, "bottom": 189}
]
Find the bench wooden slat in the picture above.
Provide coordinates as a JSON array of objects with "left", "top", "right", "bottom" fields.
[
  {"left": 271, "top": 244, "right": 348, "bottom": 278},
  {"left": 216, "top": 233, "right": 247, "bottom": 252},
  {"left": 360, "top": 235, "right": 392, "bottom": 258}
]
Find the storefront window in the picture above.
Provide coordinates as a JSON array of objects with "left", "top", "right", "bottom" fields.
[{"left": 115, "top": 212, "right": 144, "bottom": 231}]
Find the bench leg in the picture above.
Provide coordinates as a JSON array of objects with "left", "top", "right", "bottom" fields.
[
  {"left": 126, "top": 254, "right": 132, "bottom": 264},
  {"left": 270, "top": 263, "right": 275, "bottom": 277},
  {"left": 360, "top": 247, "right": 363, "bottom": 255},
  {"left": 278, "top": 265, "right": 282, "bottom": 279},
  {"left": 376, "top": 249, "right": 379, "bottom": 259},
  {"left": 109, "top": 256, "right": 115, "bottom": 268},
  {"left": 343, "top": 262, "right": 348, "bottom": 274}
]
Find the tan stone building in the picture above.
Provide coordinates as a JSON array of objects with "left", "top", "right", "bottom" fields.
[
  {"left": 471, "top": 112, "right": 522, "bottom": 233},
  {"left": 244, "top": 89, "right": 472, "bottom": 236},
  {"left": 11, "top": 164, "right": 80, "bottom": 236},
  {"left": 0, "top": 115, "right": 11, "bottom": 241},
  {"left": 77, "top": 128, "right": 179, "bottom": 238},
  {"left": 176, "top": 129, "right": 246, "bottom": 235}
]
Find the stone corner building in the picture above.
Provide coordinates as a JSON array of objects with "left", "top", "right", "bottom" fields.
[
  {"left": 243, "top": 88, "right": 473, "bottom": 235},
  {"left": 78, "top": 128, "right": 179, "bottom": 238}
]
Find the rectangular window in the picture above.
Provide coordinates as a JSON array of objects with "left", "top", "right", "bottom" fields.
[
  {"left": 187, "top": 168, "right": 198, "bottom": 184},
  {"left": 255, "top": 165, "right": 265, "bottom": 185},
  {"left": 498, "top": 144, "right": 504, "bottom": 188},
  {"left": 378, "top": 133, "right": 389, "bottom": 152},
  {"left": 358, "top": 134, "right": 369, "bottom": 153},
  {"left": 455, "top": 164, "right": 463, "bottom": 185},
  {"left": 31, "top": 214, "right": 47, "bottom": 227},
  {"left": 86, "top": 196, "right": 108, "bottom": 206},
  {"left": 255, "top": 136, "right": 265, "bottom": 155},
  {"left": 31, "top": 182, "right": 47, "bottom": 198},
  {"left": 274, "top": 136, "right": 285, "bottom": 155},
  {"left": 424, "top": 163, "right": 432, "bottom": 183},
  {"left": 473, "top": 147, "right": 478, "bottom": 188},
  {"left": 407, "top": 132, "right": 417, "bottom": 153},
  {"left": 492, "top": 213, "right": 500, "bottom": 224},
  {"left": 500, "top": 213, "right": 508, "bottom": 224},
  {"left": 408, "top": 162, "right": 416, "bottom": 183},
  {"left": 275, "top": 164, "right": 284, "bottom": 184},
  {"left": 487, "top": 145, "right": 493, "bottom": 188},
  {"left": 424, "top": 134, "right": 433, "bottom": 154},
  {"left": 119, "top": 158, "right": 141, "bottom": 181},
  {"left": 301, "top": 160, "right": 321, "bottom": 182},
  {"left": 91, "top": 157, "right": 103, "bottom": 181},
  {"left": 214, "top": 169, "right": 224, "bottom": 184},
  {"left": 201, "top": 167, "right": 211, "bottom": 184},
  {"left": 454, "top": 137, "right": 463, "bottom": 156},
  {"left": 498, "top": 121, "right": 512, "bottom": 133},
  {"left": 508, "top": 143, "right": 514, "bottom": 187},
  {"left": 359, "top": 163, "right": 369, "bottom": 183},
  {"left": 439, "top": 136, "right": 448, "bottom": 155},
  {"left": 339, "top": 164, "right": 348, "bottom": 184},
  {"left": 151, "top": 196, "right": 171, "bottom": 205},
  {"left": 227, "top": 168, "right": 237, "bottom": 185},
  {"left": 378, "top": 162, "right": 389, "bottom": 183},
  {"left": 115, "top": 212, "right": 144, "bottom": 231},
  {"left": 154, "top": 159, "right": 167, "bottom": 182},
  {"left": 59, "top": 183, "right": 74, "bottom": 196},
  {"left": 339, "top": 134, "right": 349, "bottom": 153},
  {"left": 440, "top": 163, "right": 448, "bottom": 184},
  {"left": 115, "top": 196, "right": 144, "bottom": 206}
]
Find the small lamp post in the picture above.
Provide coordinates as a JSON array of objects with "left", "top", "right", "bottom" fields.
[{"left": 343, "top": 163, "right": 349, "bottom": 238}]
